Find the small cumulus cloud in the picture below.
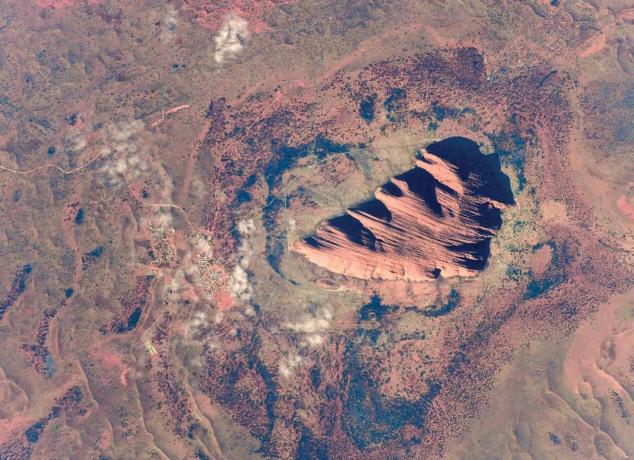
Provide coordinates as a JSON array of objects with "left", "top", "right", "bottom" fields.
[
  {"left": 285, "top": 308, "right": 332, "bottom": 347},
  {"left": 214, "top": 14, "right": 250, "bottom": 64},
  {"left": 278, "top": 353, "right": 303, "bottom": 379},
  {"left": 230, "top": 265, "right": 252, "bottom": 301},
  {"left": 159, "top": 5, "right": 179, "bottom": 43},
  {"left": 230, "top": 219, "right": 256, "bottom": 301},
  {"left": 186, "top": 311, "right": 208, "bottom": 338},
  {"left": 96, "top": 120, "right": 148, "bottom": 187},
  {"left": 65, "top": 130, "right": 87, "bottom": 152},
  {"left": 193, "top": 233, "right": 214, "bottom": 259},
  {"left": 305, "top": 334, "right": 324, "bottom": 346}
]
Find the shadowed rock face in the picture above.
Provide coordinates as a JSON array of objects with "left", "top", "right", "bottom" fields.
[{"left": 294, "top": 137, "right": 515, "bottom": 281}]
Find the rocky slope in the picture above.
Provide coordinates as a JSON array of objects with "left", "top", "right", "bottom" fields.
[{"left": 294, "top": 137, "right": 514, "bottom": 281}]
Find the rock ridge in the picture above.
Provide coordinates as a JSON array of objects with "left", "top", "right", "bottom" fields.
[{"left": 294, "top": 137, "right": 514, "bottom": 281}]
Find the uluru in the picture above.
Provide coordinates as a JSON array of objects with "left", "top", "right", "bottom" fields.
[{"left": 293, "top": 137, "right": 515, "bottom": 281}]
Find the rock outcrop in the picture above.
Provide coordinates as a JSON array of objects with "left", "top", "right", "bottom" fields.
[{"left": 293, "top": 137, "right": 514, "bottom": 281}]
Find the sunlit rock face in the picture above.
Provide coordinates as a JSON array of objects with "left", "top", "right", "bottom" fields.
[{"left": 294, "top": 137, "right": 515, "bottom": 281}]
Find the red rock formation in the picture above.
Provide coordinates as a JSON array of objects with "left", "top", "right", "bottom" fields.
[{"left": 294, "top": 137, "right": 514, "bottom": 281}]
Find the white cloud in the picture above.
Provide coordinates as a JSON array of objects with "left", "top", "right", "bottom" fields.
[
  {"left": 305, "top": 334, "right": 324, "bottom": 346},
  {"left": 186, "top": 311, "right": 208, "bottom": 337},
  {"left": 230, "top": 264, "right": 252, "bottom": 301},
  {"left": 97, "top": 120, "right": 146, "bottom": 187},
  {"left": 159, "top": 5, "right": 179, "bottom": 43},
  {"left": 229, "top": 219, "right": 256, "bottom": 301},
  {"left": 65, "top": 130, "right": 87, "bottom": 152},
  {"left": 285, "top": 308, "right": 332, "bottom": 347},
  {"left": 193, "top": 234, "right": 214, "bottom": 259},
  {"left": 279, "top": 353, "right": 303, "bottom": 379},
  {"left": 214, "top": 14, "right": 250, "bottom": 64}
]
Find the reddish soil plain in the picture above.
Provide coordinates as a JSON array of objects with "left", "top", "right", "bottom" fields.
[{"left": 0, "top": 0, "right": 632, "bottom": 459}]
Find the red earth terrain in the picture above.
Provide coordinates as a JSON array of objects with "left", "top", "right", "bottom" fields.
[{"left": 0, "top": 1, "right": 632, "bottom": 459}]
